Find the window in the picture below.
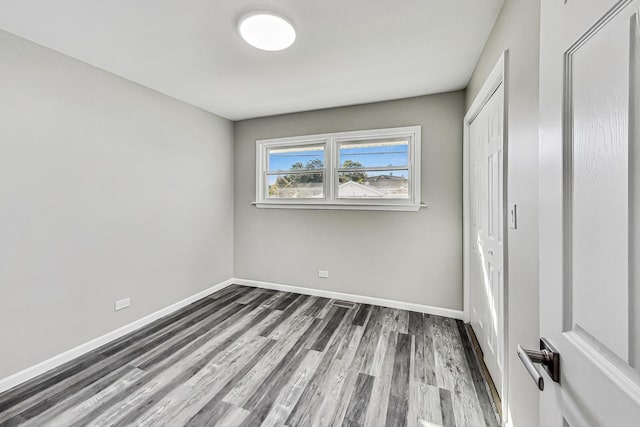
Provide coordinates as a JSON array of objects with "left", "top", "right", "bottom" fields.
[
  {"left": 255, "top": 126, "right": 422, "bottom": 211},
  {"left": 266, "top": 143, "right": 325, "bottom": 199}
]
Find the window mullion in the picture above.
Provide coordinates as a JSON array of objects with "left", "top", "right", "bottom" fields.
[
  {"left": 327, "top": 137, "right": 335, "bottom": 203},
  {"left": 336, "top": 166, "right": 409, "bottom": 173},
  {"left": 266, "top": 168, "right": 324, "bottom": 175}
]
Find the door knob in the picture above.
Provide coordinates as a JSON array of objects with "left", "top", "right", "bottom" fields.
[{"left": 517, "top": 338, "right": 560, "bottom": 391}]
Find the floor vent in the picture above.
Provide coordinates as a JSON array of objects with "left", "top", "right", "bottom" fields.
[{"left": 332, "top": 300, "right": 356, "bottom": 309}]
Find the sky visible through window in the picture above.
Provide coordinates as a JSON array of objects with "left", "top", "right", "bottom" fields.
[{"left": 268, "top": 142, "right": 409, "bottom": 179}]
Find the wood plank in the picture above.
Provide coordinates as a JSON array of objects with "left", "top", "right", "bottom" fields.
[
  {"left": 351, "top": 304, "right": 371, "bottom": 327},
  {"left": 422, "top": 314, "right": 438, "bottom": 386},
  {"left": 394, "top": 309, "right": 410, "bottom": 335},
  {"left": 285, "top": 307, "right": 359, "bottom": 426},
  {"left": 260, "top": 350, "right": 323, "bottom": 427},
  {"left": 130, "top": 295, "right": 253, "bottom": 369},
  {"left": 408, "top": 312, "right": 426, "bottom": 388},
  {"left": 385, "top": 332, "right": 411, "bottom": 427},
  {"left": 181, "top": 337, "right": 279, "bottom": 427},
  {"left": 439, "top": 388, "right": 456, "bottom": 427},
  {"left": 237, "top": 347, "right": 310, "bottom": 425},
  {"left": 303, "top": 297, "right": 330, "bottom": 318},
  {"left": 216, "top": 404, "right": 251, "bottom": 427},
  {"left": 19, "top": 366, "right": 146, "bottom": 427},
  {"left": 68, "top": 297, "right": 274, "bottom": 427},
  {"left": 0, "top": 289, "right": 246, "bottom": 420},
  {"left": 363, "top": 308, "right": 397, "bottom": 377},
  {"left": 350, "top": 306, "right": 384, "bottom": 373},
  {"left": 310, "top": 324, "right": 365, "bottom": 426},
  {"left": 133, "top": 291, "right": 270, "bottom": 371},
  {"left": 130, "top": 307, "right": 279, "bottom": 426},
  {"left": 363, "top": 331, "right": 397, "bottom": 427},
  {"left": 185, "top": 400, "right": 251, "bottom": 427},
  {"left": 315, "top": 298, "right": 335, "bottom": 319},
  {"left": 221, "top": 312, "right": 317, "bottom": 408},
  {"left": 128, "top": 318, "right": 282, "bottom": 427},
  {"left": 300, "top": 318, "right": 329, "bottom": 350},
  {"left": 408, "top": 324, "right": 443, "bottom": 427},
  {"left": 242, "top": 319, "right": 320, "bottom": 413},
  {"left": 327, "top": 365, "right": 360, "bottom": 426},
  {"left": 108, "top": 301, "right": 278, "bottom": 426},
  {"left": 17, "top": 365, "right": 144, "bottom": 426},
  {"left": 310, "top": 307, "right": 348, "bottom": 352},
  {"left": 208, "top": 284, "right": 243, "bottom": 300},
  {"left": 0, "top": 292, "right": 250, "bottom": 424},
  {"left": 266, "top": 296, "right": 318, "bottom": 342},
  {"left": 342, "top": 373, "right": 374, "bottom": 427},
  {"left": 260, "top": 295, "right": 309, "bottom": 338},
  {"left": 274, "top": 293, "right": 301, "bottom": 311},
  {"left": 432, "top": 316, "right": 485, "bottom": 427},
  {"left": 261, "top": 291, "right": 287, "bottom": 309},
  {"left": 413, "top": 382, "right": 443, "bottom": 427},
  {"left": 456, "top": 320, "right": 499, "bottom": 426},
  {"left": 236, "top": 288, "right": 276, "bottom": 305},
  {"left": 185, "top": 400, "right": 233, "bottom": 427},
  {"left": 101, "top": 287, "right": 254, "bottom": 359}
]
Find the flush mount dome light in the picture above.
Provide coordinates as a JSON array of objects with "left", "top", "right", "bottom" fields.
[{"left": 238, "top": 12, "right": 296, "bottom": 51}]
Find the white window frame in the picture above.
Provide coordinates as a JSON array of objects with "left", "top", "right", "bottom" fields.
[{"left": 254, "top": 126, "right": 422, "bottom": 211}]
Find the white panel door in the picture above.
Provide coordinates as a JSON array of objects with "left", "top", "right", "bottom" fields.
[
  {"left": 470, "top": 83, "right": 504, "bottom": 397},
  {"left": 539, "top": 0, "right": 640, "bottom": 425}
]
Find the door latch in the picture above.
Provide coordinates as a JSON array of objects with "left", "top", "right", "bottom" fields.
[{"left": 517, "top": 338, "right": 560, "bottom": 391}]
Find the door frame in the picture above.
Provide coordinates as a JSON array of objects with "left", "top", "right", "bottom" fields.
[{"left": 462, "top": 50, "right": 509, "bottom": 424}]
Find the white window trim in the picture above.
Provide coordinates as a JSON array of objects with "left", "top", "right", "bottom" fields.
[{"left": 254, "top": 126, "right": 423, "bottom": 211}]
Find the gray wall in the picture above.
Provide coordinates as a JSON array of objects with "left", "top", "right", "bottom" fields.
[
  {"left": 466, "top": 0, "right": 540, "bottom": 425},
  {"left": 234, "top": 92, "right": 465, "bottom": 310},
  {"left": 0, "top": 30, "right": 234, "bottom": 379}
]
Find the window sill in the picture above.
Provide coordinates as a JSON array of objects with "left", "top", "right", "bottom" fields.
[{"left": 251, "top": 202, "right": 427, "bottom": 212}]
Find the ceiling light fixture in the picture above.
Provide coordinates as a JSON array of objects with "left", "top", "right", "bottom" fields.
[{"left": 238, "top": 12, "right": 296, "bottom": 51}]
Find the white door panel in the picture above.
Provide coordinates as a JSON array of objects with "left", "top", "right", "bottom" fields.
[
  {"left": 539, "top": 0, "right": 640, "bottom": 424},
  {"left": 571, "top": 3, "right": 630, "bottom": 360},
  {"left": 469, "top": 83, "right": 504, "bottom": 397}
]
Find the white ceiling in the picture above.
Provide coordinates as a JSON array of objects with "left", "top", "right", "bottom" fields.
[{"left": 0, "top": 0, "right": 503, "bottom": 120}]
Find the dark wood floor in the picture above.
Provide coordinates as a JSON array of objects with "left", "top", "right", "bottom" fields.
[{"left": 0, "top": 285, "right": 498, "bottom": 427}]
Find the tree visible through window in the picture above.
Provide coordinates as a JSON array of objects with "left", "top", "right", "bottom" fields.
[
  {"left": 267, "top": 145, "right": 324, "bottom": 198},
  {"left": 339, "top": 160, "right": 367, "bottom": 183}
]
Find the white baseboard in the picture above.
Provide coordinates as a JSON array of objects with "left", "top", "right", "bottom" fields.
[
  {"left": 232, "top": 278, "right": 465, "bottom": 320},
  {"left": 0, "top": 278, "right": 235, "bottom": 394}
]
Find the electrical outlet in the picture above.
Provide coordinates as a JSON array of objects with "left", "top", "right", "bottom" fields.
[
  {"left": 318, "top": 270, "right": 329, "bottom": 278},
  {"left": 114, "top": 297, "right": 131, "bottom": 311}
]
